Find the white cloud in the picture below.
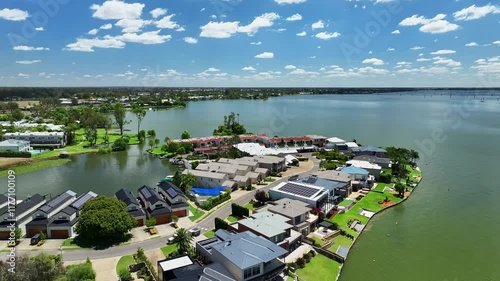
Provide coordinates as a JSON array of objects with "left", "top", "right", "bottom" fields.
[
  {"left": 399, "top": 14, "right": 459, "bottom": 34},
  {"left": 242, "top": 66, "right": 256, "bottom": 71},
  {"left": 111, "top": 30, "right": 171, "bottom": 44},
  {"left": 64, "top": 37, "right": 126, "bottom": 52},
  {"left": 296, "top": 31, "right": 307, "bottom": 36},
  {"left": 430, "top": 49, "right": 456, "bottom": 55},
  {"left": 90, "top": 0, "right": 145, "bottom": 20},
  {"left": 184, "top": 37, "right": 198, "bottom": 44},
  {"left": 472, "top": 56, "right": 500, "bottom": 73},
  {"left": 286, "top": 13, "right": 302, "bottom": 21},
  {"left": 275, "top": 28, "right": 286, "bottom": 32},
  {"left": 206, "top": 67, "right": 220, "bottom": 72},
  {"left": 176, "top": 27, "right": 185, "bottom": 32},
  {"left": 274, "top": 0, "right": 306, "bottom": 4},
  {"left": 0, "top": 8, "right": 29, "bottom": 21},
  {"left": 284, "top": 65, "right": 297, "bottom": 70},
  {"left": 13, "top": 46, "right": 50, "bottom": 51},
  {"left": 15, "top": 60, "right": 41, "bottom": 65},
  {"left": 18, "top": 73, "right": 30, "bottom": 77},
  {"left": 250, "top": 41, "right": 262, "bottom": 45},
  {"left": 375, "top": 0, "right": 396, "bottom": 3},
  {"left": 116, "top": 18, "right": 152, "bottom": 33},
  {"left": 362, "top": 58, "right": 384, "bottom": 66},
  {"left": 358, "top": 67, "right": 389, "bottom": 75},
  {"left": 453, "top": 4, "right": 500, "bottom": 21},
  {"left": 155, "top": 14, "right": 180, "bottom": 29},
  {"left": 150, "top": 8, "right": 167, "bottom": 19},
  {"left": 410, "top": 46, "right": 425, "bottom": 50},
  {"left": 88, "top": 29, "right": 99, "bottom": 35},
  {"left": 100, "top": 23, "right": 113, "bottom": 30},
  {"left": 465, "top": 42, "right": 478, "bottom": 47},
  {"left": 391, "top": 29, "right": 400, "bottom": 34},
  {"left": 35, "top": 27, "right": 44, "bottom": 31},
  {"left": 387, "top": 47, "right": 395, "bottom": 51},
  {"left": 255, "top": 52, "right": 274, "bottom": 59},
  {"left": 493, "top": 41, "right": 500, "bottom": 45},
  {"left": 417, "top": 58, "right": 432, "bottom": 62},
  {"left": 433, "top": 57, "right": 461, "bottom": 67},
  {"left": 289, "top": 69, "right": 319, "bottom": 75},
  {"left": 200, "top": 13, "right": 280, "bottom": 38},
  {"left": 311, "top": 20, "right": 325, "bottom": 29},
  {"left": 315, "top": 31, "right": 341, "bottom": 40}
]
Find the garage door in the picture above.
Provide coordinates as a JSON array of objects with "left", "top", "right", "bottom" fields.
[
  {"left": 28, "top": 228, "right": 46, "bottom": 238},
  {"left": 137, "top": 219, "right": 144, "bottom": 226},
  {"left": 156, "top": 216, "right": 171, "bottom": 225},
  {"left": 0, "top": 231, "right": 11, "bottom": 240},
  {"left": 173, "top": 210, "right": 188, "bottom": 217},
  {"left": 50, "top": 230, "right": 69, "bottom": 239}
]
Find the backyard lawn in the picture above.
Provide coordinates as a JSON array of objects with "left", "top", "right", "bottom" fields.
[
  {"left": 243, "top": 200, "right": 263, "bottom": 211},
  {"left": 116, "top": 255, "right": 135, "bottom": 274},
  {"left": 309, "top": 235, "right": 328, "bottom": 247},
  {"left": 294, "top": 254, "right": 342, "bottom": 281},
  {"left": 373, "top": 183, "right": 393, "bottom": 192},
  {"left": 227, "top": 216, "right": 238, "bottom": 223},
  {"left": 338, "top": 199, "right": 355, "bottom": 207},
  {"left": 203, "top": 230, "right": 215, "bottom": 238},
  {"left": 188, "top": 203, "right": 205, "bottom": 222},
  {"left": 161, "top": 244, "right": 177, "bottom": 257},
  {"left": 328, "top": 235, "right": 354, "bottom": 253}
]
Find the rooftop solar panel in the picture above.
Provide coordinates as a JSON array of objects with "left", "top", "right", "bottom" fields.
[
  {"left": 72, "top": 192, "right": 97, "bottom": 209},
  {"left": 166, "top": 187, "right": 178, "bottom": 199},
  {"left": 278, "top": 183, "right": 319, "bottom": 198},
  {"left": 141, "top": 186, "right": 152, "bottom": 198}
]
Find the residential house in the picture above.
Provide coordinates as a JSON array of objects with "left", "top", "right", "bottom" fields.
[
  {"left": 324, "top": 137, "right": 347, "bottom": 151},
  {"left": 269, "top": 182, "right": 331, "bottom": 213},
  {"left": 3, "top": 132, "right": 66, "bottom": 147},
  {"left": 353, "top": 155, "right": 391, "bottom": 169},
  {"left": 341, "top": 166, "right": 370, "bottom": 190},
  {"left": 233, "top": 175, "right": 251, "bottom": 189},
  {"left": 0, "top": 139, "right": 30, "bottom": 152},
  {"left": 196, "top": 230, "right": 287, "bottom": 281},
  {"left": 254, "top": 168, "right": 270, "bottom": 178},
  {"left": 345, "top": 142, "right": 359, "bottom": 149},
  {"left": 46, "top": 191, "right": 98, "bottom": 238},
  {"left": 183, "top": 169, "right": 229, "bottom": 189},
  {"left": 241, "top": 156, "right": 286, "bottom": 173},
  {"left": 138, "top": 185, "right": 172, "bottom": 224},
  {"left": 351, "top": 146, "right": 390, "bottom": 158},
  {"left": 234, "top": 143, "right": 298, "bottom": 157},
  {"left": 305, "top": 135, "right": 327, "bottom": 147},
  {"left": 218, "top": 158, "right": 259, "bottom": 172},
  {"left": 115, "top": 188, "right": 146, "bottom": 226},
  {"left": 158, "top": 255, "right": 237, "bottom": 281},
  {"left": 245, "top": 172, "right": 262, "bottom": 184},
  {"left": 292, "top": 175, "right": 351, "bottom": 204},
  {"left": 261, "top": 199, "right": 318, "bottom": 236},
  {"left": 228, "top": 211, "right": 301, "bottom": 253},
  {"left": 0, "top": 194, "right": 46, "bottom": 239},
  {"left": 25, "top": 190, "right": 77, "bottom": 237},
  {"left": 311, "top": 170, "right": 352, "bottom": 197},
  {"left": 157, "top": 181, "right": 189, "bottom": 218},
  {"left": 196, "top": 163, "right": 239, "bottom": 179},
  {"left": 346, "top": 160, "right": 382, "bottom": 179}
]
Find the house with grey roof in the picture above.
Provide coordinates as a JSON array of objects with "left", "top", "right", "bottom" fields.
[
  {"left": 25, "top": 190, "right": 77, "bottom": 237},
  {"left": 138, "top": 185, "right": 172, "bottom": 224},
  {"left": 157, "top": 181, "right": 189, "bottom": 218},
  {"left": 294, "top": 174, "right": 352, "bottom": 199},
  {"left": 351, "top": 146, "right": 390, "bottom": 158},
  {"left": 0, "top": 139, "right": 30, "bottom": 152},
  {"left": 227, "top": 211, "right": 301, "bottom": 253},
  {"left": 353, "top": 155, "right": 391, "bottom": 169},
  {"left": 241, "top": 156, "right": 286, "bottom": 173},
  {"left": 0, "top": 194, "right": 46, "bottom": 239},
  {"left": 3, "top": 131, "right": 66, "bottom": 147},
  {"left": 46, "top": 191, "right": 98, "bottom": 238},
  {"left": 260, "top": 198, "right": 318, "bottom": 236},
  {"left": 157, "top": 255, "right": 237, "bottom": 281},
  {"left": 115, "top": 188, "right": 146, "bottom": 226},
  {"left": 196, "top": 230, "right": 287, "bottom": 281},
  {"left": 183, "top": 169, "right": 229, "bottom": 189}
]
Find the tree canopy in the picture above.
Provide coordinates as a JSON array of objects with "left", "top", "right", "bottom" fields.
[
  {"left": 181, "top": 130, "right": 191, "bottom": 139},
  {"left": 75, "top": 196, "right": 136, "bottom": 249},
  {"left": 0, "top": 253, "right": 65, "bottom": 281},
  {"left": 213, "top": 112, "right": 246, "bottom": 136},
  {"left": 113, "top": 103, "right": 130, "bottom": 135}
]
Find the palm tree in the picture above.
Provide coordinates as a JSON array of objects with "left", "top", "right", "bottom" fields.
[{"left": 173, "top": 228, "right": 193, "bottom": 255}]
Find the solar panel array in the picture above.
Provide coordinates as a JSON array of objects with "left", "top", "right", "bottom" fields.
[
  {"left": 166, "top": 187, "right": 178, "bottom": 199},
  {"left": 140, "top": 186, "right": 152, "bottom": 198},
  {"left": 278, "top": 182, "right": 319, "bottom": 198},
  {"left": 72, "top": 192, "right": 97, "bottom": 209},
  {"left": 304, "top": 176, "right": 318, "bottom": 184}
]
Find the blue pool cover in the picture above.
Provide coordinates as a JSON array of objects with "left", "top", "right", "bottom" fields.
[{"left": 191, "top": 186, "right": 226, "bottom": 196}]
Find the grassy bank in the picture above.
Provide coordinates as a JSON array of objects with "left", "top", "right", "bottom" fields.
[{"left": 0, "top": 158, "right": 71, "bottom": 178}]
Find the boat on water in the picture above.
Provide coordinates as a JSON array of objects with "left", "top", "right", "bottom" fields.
[
  {"left": 159, "top": 175, "right": 175, "bottom": 182},
  {"left": 59, "top": 151, "right": 69, "bottom": 158},
  {"left": 169, "top": 158, "right": 185, "bottom": 165}
]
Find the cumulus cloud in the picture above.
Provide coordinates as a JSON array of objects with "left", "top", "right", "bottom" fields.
[
  {"left": 255, "top": 52, "right": 274, "bottom": 59},
  {"left": 493, "top": 41, "right": 500, "bottom": 45},
  {"left": 111, "top": 30, "right": 172, "bottom": 44},
  {"left": 242, "top": 66, "right": 256, "bottom": 71},
  {"left": 375, "top": 0, "right": 396, "bottom": 3},
  {"left": 315, "top": 31, "right": 341, "bottom": 40},
  {"left": 274, "top": 0, "right": 306, "bottom": 4},
  {"left": 13, "top": 46, "right": 50, "bottom": 51},
  {"left": 90, "top": 0, "right": 145, "bottom": 20},
  {"left": 430, "top": 49, "right": 456, "bottom": 55},
  {"left": 410, "top": 46, "right": 425, "bottom": 50},
  {"left": 465, "top": 42, "right": 478, "bottom": 47},
  {"left": 399, "top": 14, "right": 459, "bottom": 34},
  {"left": 200, "top": 13, "right": 280, "bottom": 38},
  {"left": 116, "top": 18, "right": 152, "bottom": 33},
  {"left": 64, "top": 38, "right": 126, "bottom": 52},
  {"left": 387, "top": 47, "right": 395, "bottom": 51},
  {"left": 100, "top": 23, "right": 113, "bottom": 30},
  {"left": 472, "top": 56, "right": 500, "bottom": 73},
  {"left": 286, "top": 13, "right": 302, "bottom": 21},
  {"left": 15, "top": 60, "right": 41, "bottom": 65},
  {"left": 206, "top": 67, "right": 220, "bottom": 72},
  {"left": 311, "top": 20, "right": 325, "bottom": 29},
  {"left": 155, "top": 14, "right": 180, "bottom": 29},
  {"left": 453, "top": 4, "right": 500, "bottom": 21},
  {"left": 150, "top": 8, "right": 167, "bottom": 19},
  {"left": 296, "top": 31, "right": 307, "bottom": 36},
  {"left": 250, "top": 41, "right": 262, "bottom": 45},
  {"left": 284, "top": 65, "right": 297, "bottom": 70},
  {"left": 433, "top": 56, "right": 461, "bottom": 67},
  {"left": 88, "top": 29, "right": 99, "bottom": 35},
  {"left": 35, "top": 27, "right": 44, "bottom": 31},
  {"left": 184, "top": 37, "right": 198, "bottom": 44},
  {"left": 362, "top": 58, "right": 385, "bottom": 66},
  {"left": 0, "top": 8, "right": 29, "bottom": 21},
  {"left": 18, "top": 73, "right": 30, "bottom": 77},
  {"left": 289, "top": 69, "right": 319, "bottom": 75},
  {"left": 391, "top": 29, "right": 400, "bottom": 34}
]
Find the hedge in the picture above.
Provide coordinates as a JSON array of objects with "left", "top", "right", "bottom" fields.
[
  {"left": 215, "top": 217, "right": 228, "bottom": 231},
  {"left": 0, "top": 151, "right": 32, "bottom": 158},
  {"left": 379, "top": 172, "right": 392, "bottom": 184},
  {"left": 197, "top": 191, "right": 231, "bottom": 211},
  {"left": 231, "top": 203, "right": 250, "bottom": 218}
]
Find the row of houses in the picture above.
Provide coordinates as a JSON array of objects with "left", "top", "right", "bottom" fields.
[
  {"left": 0, "top": 121, "right": 64, "bottom": 132},
  {"left": 2, "top": 131, "right": 67, "bottom": 148}
]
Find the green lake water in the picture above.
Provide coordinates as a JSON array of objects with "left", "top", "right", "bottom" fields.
[{"left": 10, "top": 91, "right": 500, "bottom": 280}]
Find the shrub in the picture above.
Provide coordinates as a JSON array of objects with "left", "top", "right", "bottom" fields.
[
  {"left": 118, "top": 268, "right": 132, "bottom": 281},
  {"left": 0, "top": 151, "right": 31, "bottom": 158},
  {"left": 112, "top": 137, "right": 128, "bottom": 151},
  {"left": 303, "top": 253, "right": 311, "bottom": 263},
  {"left": 296, "top": 257, "right": 306, "bottom": 268},
  {"left": 177, "top": 147, "right": 186, "bottom": 154},
  {"left": 231, "top": 203, "right": 250, "bottom": 218},
  {"left": 199, "top": 192, "right": 231, "bottom": 210},
  {"left": 379, "top": 172, "right": 392, "bottom": 184},
  {"left": 98, "top": 147, "right": 112, "bottom": 154},
  {"left": 324, "top": 162, "right": 337, "bottom": 170},
  {"left": 310, "top": 250, "right": 316, "bottom": 257},
  {"left": 215, "top": 217, "right": 229, "bottom": 231},
  {"left": 145, "top": 218, "right": 156, "bottom": 228}
]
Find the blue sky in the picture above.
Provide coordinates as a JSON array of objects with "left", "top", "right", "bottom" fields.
[{"left": 1, "top": 0, "right": 499, "bottom": 87}]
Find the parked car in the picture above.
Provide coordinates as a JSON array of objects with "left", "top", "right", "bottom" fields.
[
  {"left": 30, "top": 233, "right": 40, "bottom": 245},
  {"left": 189, "top": 227, "right": 201, "bottom": 237},
  {"left": 167, "top": 236, "right": 175, "bottom": 244}
]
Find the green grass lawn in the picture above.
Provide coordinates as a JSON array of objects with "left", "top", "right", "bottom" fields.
[
  {"left": 264, "top": 177, "right": 276, "bottom": 182},
  {"left": 203, "top": 230, "right": 215, "bottom": 238},
  {"left": 309, "top": 236, "right": 327, "bottom": 247},
  {"left": 188, "top": 203, "right": 205, "bottom": 222},
  {"left": 407, "top": 165, "right": 422, "bottom": 183},
  {"left": 0, "top": 158, "right": 71, "bottom": 178},
  {"left": 244, "top": 200, "right": 263, "bottom": 211},
  {"left": 148, "top": 147, "right": 175, "bottom": 156},
  {"left": 328, "top": 235, "right": 354, "bottom": 253},
  {"left": 227, "top": 216, "right": 238, "bottom": 223},
  {"left": 62, "top": 238, "right": 77, "bottom": 247},
  {"left": 161, "top": 244, "right": 178, "bottom": 257},
  {"left": 338, "top": 199, "right": 355, "bottom": 207},
  {"left": 373, "top": 183, "right": 393, "bottom": 192},
  {"left": 116, "top": 255, "right": 135, "bottom": 274},
  {"left": 295, "top": 254, "right": 342, "bottom": 281}
]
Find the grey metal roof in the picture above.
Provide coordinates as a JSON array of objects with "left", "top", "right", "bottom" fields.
[
  {"left": 210, "top": 230, "right": 287, "bottom": 269},
  {"left": 353, "top": 155, "right": 390, "bottom": 164},
  {"left": 294, "top": 176, "right": 347, "bottom": 191},
  {"left": 238, "top": 211, "right": 292, "bottom": 238},
  {"left": 311, "top": 170, "right": 352, "bottom": 183},
  {"left": 71, "top": 191, "right": 98, "bottom": 209},
  {"left": 39, "top": 190, "right": 76, "bottom": 214},
  {"left": 115, "top": 188, "right": 140, "bottom": 206},
  {"left": 138, "top": 185, "right": 165, "bottom": 205},
  {"left": 158, "top": 181, "right": 184, "bottom": 199},
  {"left": 267, "top": 198, "right": 312, "bottom": 218}
]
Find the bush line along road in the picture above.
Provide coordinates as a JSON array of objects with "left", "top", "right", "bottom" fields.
[{"left": 0, "top": 155, "right": 320, "bottom": 262}]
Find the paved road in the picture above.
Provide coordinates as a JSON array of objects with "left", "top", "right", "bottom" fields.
[{"left": 0, "top": 155, "right": 319, "bottom": 261}]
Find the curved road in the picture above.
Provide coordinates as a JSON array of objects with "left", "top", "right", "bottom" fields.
[{"left": 1, "top": 155, "right": 320, "bottom": 261}]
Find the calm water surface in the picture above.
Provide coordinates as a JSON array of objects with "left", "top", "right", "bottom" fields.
[{"left": 12, "top": 92, "right": 500, "bottom": 281}]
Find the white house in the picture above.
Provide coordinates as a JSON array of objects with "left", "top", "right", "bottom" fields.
[
  {"left": 183, "top": 169, "right": 229, "bottom": 188},
  {"left": 3, "top": 132, "right": 66, "bottom": 147},
  {"left": 0, "top": 139, "right": 30, "bottom": 152}
]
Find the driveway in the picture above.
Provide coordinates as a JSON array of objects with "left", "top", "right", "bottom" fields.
[{"left": 145, "top": 248, "right": 164, "bottom": 272}]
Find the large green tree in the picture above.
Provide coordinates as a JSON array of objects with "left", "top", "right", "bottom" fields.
[
  {"left": 132, "top": 106, "right": 146, "bottom": 136},
  {"left": 181, "top": 130, "right": 190, "bottom": 139},
  {"left": 173, "top": 228, "right": 193, "bottom": 255},
  {"left": 0, "top": 253, "right": 65, "bottom": 281},
  {"left": 113, "top": 103, "right": 130, "bottom": 135},
  {"left": 213, "top": 112, "right": 247, "bottom": 136},
  {"left": 173, "top": 172, "right": 196, "bottom": 193},
  {"left": 75, "top": 196, "right": 136, "bottom": 248}
]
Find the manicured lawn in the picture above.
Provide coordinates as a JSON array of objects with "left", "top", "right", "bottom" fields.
[
  {"left": 161, "top": 244, "right": 177, "bottom": 257},
  {"left": 407, "top": 165, "right": 422, "bottom": 183},
  {"left": 244, "top": 200, "right": 263, "bottom": 211},
  {"left": 188, "top": 203, "right": 205, "bottom": 222},
  {"left": 0, "top": 158, "right": 71, "bottom": 178},
  {"left": 309, "top": 236, "right": 327, "bottom": 247},
  {"left": 227, "top": 216, "right": 238, "bottom": 223},
  {"left": 116, "top": 255, "right": 135, "bottom": 274},
  {"left": 62, "top": 238, "right": 77, "bottom": 247},
  {"left": 373, "top": 183, "right": 393, "bottom": 192},
  {"left": 295, "top": 254, "right": 342, "bottom": 281},
  {"left": 328, "top": 235, "right": 354, "bottom": 253},
  {"left": 203, "top": 230, "right": 215, "bottom": 238},
  {"left": 338, "top": 199, "right": 355, "bottom": 207},
  {"left": 149, "top": 147, "right": 175, "bottom": 156}
]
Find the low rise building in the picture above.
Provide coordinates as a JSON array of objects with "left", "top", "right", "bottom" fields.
[
  {"left": 346, "top": 160, "right": 382, "bottom": 179},
  {"left": 3, "top": 132, "right": 66, "bottom": 147},
  {"left": 294, "top": 175, "right": 351, "bottom": 199},
  {"left": 183, "top": 169, "right": 229, "bottom": 188},
  {"left": 305, "top": 135, "right": 327, "bottom": 147},
  {"left": 138, "top": 185, "right": 172, "bottom": 224},
  {"left": 157, "top": 181, "right": 189, "bottom": 218},
  {"left": 325, "top": 137, "right": 348, "bottom": 151},
  {"left": 0, "top": 139, "right": 30, "bottom": 152},
  {"left": 341, "top": 166, "right": 371, "bottom": 190},
  {"left": 196, "top": 230, "right": 287, "bottom": 281},
  {"left": 157, "top": 255, "right": 237, "bottom": 281},
  {"left": 115, "top": 188, "right": 147, "bottom": 226},
  {"left": 240, "top": 156, "right": 286, "bottom": 173},
  {"left": 259, "top": 198, "right": 318, "bottom": 236},
  {"left": 353, "top": 155, "right": 391, "bottom": 169},
  {"left": 269, "top": 182, "right": 331, "bottom": 213},
  {"left": 0, "top": 194, "right": 46, "bottom": 239},
  {"left": 351, "top": 146, "right": 390, "bottom": 158}
]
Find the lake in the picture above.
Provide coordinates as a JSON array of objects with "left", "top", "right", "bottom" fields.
[{"left": 12, "top": 91, "right": 500, "bottom": 280}]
